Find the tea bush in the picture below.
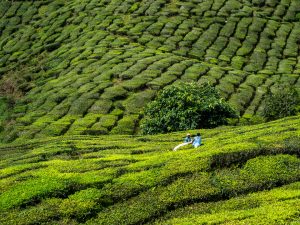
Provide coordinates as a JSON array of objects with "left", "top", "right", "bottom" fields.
[
  {"left": 0, "top": 115, "right": 300, "bottom": 224},
  {"left": 262, "top": 85, "right": 300, "bottom": 121}
]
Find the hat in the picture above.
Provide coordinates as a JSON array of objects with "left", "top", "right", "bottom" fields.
[{"left": 187, "top": 133, "right": 191, "bottom": 136}]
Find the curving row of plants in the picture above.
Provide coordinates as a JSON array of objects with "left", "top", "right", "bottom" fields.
[{"left": 0, "top": 115, "right": 299, "bottom": 224}]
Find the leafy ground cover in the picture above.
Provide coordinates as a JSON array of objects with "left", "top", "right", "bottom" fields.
[
  {"left": 0, "top": 0, "right": 300, "bottom": 141},
  {"left": 0, "top": 115, "right": 299, "bottom": 224}
]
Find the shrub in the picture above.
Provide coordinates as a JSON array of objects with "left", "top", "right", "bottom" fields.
[
  {"left": 237, "top": 114, "right": 265, "bottom": 126},
  {"left": 88, "top": 99, "right": 112, "bottom": 114},
  {"left": 96, "top": 115, "right": 118, "bottom": 129},
  {"left": 123, "top": 90, "right": 156, "bottom": 114},
  {"left": 0, "top": 97, "right": 14, "bottom": 127},
  {"left": 241, "top": 154, "right": 300, "bottom": 186},
  {"left": 110, "top": 114, "right": 139, "bottom": 135},
  {"left": 262, "top": 85, "right": 300, "bottom": 121},
  {"left": 0, "top": 177, "right": 70, "bottom": 210},
  {"left": 141, "top": 82, "right": 237, "bottom": 134},
  {"left": 101, "top": 85, "right": 128, "bottom": 100},
  {"left": 59, "top": 188, "right": 103, "bottom": 220}
]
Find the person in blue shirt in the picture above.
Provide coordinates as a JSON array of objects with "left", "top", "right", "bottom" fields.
[
  {"left": 192, "top": 133, "right": 201, "bottom": 148},
  {"left": 173, "top": 133, "right": 192, "bottom": 151},
  {"left": 184, "top": 133, "right": 192, "bottom": 143}
]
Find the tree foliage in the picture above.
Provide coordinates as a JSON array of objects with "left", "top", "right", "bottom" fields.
[
  {"left": 262, "top": 85, "right": 300, "bottom": 121},
  {"left": 141, "top": 82, "right": 237, "bottom": 134}
]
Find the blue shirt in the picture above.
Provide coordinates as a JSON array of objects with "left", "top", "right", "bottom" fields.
[
  {"left": 193, "top": 136, "right": 201, "bottom": 147},
  {"left": 184, "top": 136, "right": 192, "bottom": 143}
]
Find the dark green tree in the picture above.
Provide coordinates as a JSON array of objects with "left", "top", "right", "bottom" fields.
[
  {"left": 262, "top": 85, "right": 300, "bottom": 121},
  {"left": 141, "top": 82, "right": 237, "bottom": 134}
]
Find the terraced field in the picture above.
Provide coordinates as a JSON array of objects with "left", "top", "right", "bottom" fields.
[
  {"left": 1, "top": 0, "right": 300, "bottom": 141},
  {"left": 0, "top": 115, "right": 300, "bottom": 224}
]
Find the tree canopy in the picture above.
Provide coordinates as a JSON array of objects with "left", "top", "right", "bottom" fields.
[{"left": 141, "top": 82, "right": 237, "bottom": 134}]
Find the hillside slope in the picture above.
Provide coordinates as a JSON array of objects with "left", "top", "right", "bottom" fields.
[
  {"left": 0, "top": 115, "right": 299, "bottom": 224},
  {"left": 0, "top": 0, "right": 300, "bottom": 142}
]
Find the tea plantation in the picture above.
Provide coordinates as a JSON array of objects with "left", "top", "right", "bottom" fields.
[
  {"left": 0, "top": 115, "right": 299, "bottom": 224},
  {"left": 0, "top": 1, "right": 300, "bottom": 223},
  {"left": 1, "top": 0, "right": 300, "bottom": 141}
]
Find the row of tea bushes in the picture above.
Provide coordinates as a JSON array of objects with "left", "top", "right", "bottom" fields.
[{"left": 0, "top": 115, "right": 299, "bottom": 224}]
